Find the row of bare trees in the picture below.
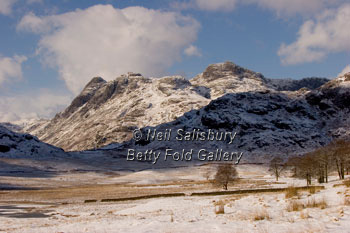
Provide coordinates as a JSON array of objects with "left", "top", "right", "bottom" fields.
[{"left": 269, "top": 139, "right": 350, "bottom": 185}]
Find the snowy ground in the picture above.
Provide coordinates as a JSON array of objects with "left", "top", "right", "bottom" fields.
[{"left": 1, "top": 163, "right": 350, "bottom": 232}]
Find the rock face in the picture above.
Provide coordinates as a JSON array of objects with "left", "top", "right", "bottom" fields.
[
  {"left": 306, "top": 73, "right": 350, "bottom": 110},
  {"left": 21, "top": 62, "right": 341, "bottom": 153},
  {"left": 0, "top": 125, "right": 65, "bottom": 158}
]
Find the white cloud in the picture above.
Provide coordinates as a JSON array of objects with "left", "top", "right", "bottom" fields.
[
  {"left": 0, "top": 0, "right": 17, "bottom": 15},
  {"left": 17, "top": 5, "right": 200, "bottom": 94},
  {"left": 0, "top": 55, "right": 27, "bottom": 86},
  {"left": 0, "top": 0, "right": 43, "bottom": 15},
  {"left": 278, "top": 4, "right": 350, "bottom": 65},
  {"left": 338, "top": 65, "right": 350, "bottom": 77},
  {"left": 26, "top": 0, "right": 43, "bottom": 4},
  {"left": 175, "top": 0, "right": 345, "bottom": 17},
  {"left": 0, "top": 89, "right": 72, "bottom": 122},
  {"left": 171, "top": 0, "right": 238, "bottom": 11},
  {"left": 245, "top": 0, "right": 331, "bottom": 17},
  {"left": 184, "top": 45, "right": 202, "bottom": 57},
  {"left": 193, "top": 0, "right": 238, "bottom": 11}
]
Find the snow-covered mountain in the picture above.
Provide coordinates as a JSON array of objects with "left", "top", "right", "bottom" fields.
[
  {"left": 268, "top": 77, "right": 329, "bottom": 91},
  {"left": 109, "top": 72, "right": 350, "bottom": 162},
  {"left": 190, "top": 62, "right": 329, "bottom": 96},
  {"left": 0, "top": 125, "right": 65, "bottom": 158},
  {"left": 18, "top": 62, "right": 337, "bottom": 153},
  {"left": 23, "top": 73, "right": 211, "bottom": 151}
]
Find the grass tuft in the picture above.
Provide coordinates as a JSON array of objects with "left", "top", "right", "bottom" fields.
[
  {"left": 285, "top": 186, "right": 299, "bottom": 199},
  {"left": 252, "top": 208, "right": 270, "bottom": 221},
  {"left": 343, "top": 179, "right": 350, "bottom": 187},
  {"left": 286, "top": 200, "right": 304, "bottom": 212},
  {"left": 308, "top": 186, "right": 316, "bottom": 194},
  {"left": 306, "top": 197, "right": 327, "bottom": 209},
  {"left": 214, "top": 200, "right": 225, "bottom": 214}
]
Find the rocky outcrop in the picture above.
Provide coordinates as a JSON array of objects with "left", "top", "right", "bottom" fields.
[{"left": 191, "top": 62, "right": 271, "bottom": 98}]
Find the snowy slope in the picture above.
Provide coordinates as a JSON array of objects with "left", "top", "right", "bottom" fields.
[{"left": 0, "top": 125, "right": 65, "bottom": 158}]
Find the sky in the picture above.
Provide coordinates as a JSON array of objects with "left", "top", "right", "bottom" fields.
[{"left": 0, "top": 0, "right": 350, "bottom": 122}]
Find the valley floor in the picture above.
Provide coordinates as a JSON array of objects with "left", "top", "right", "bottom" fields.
[{"left": 1, "top": 163, "right": 350, "bottom": 233}]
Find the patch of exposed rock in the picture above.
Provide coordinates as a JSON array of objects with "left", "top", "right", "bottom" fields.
[{"left": 191, "top": 62, "right": 271, "bottom": 98}]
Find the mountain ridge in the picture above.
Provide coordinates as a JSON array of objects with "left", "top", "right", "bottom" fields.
[{"left": 2, "top": 62, "right": 341, "bottom": 154}]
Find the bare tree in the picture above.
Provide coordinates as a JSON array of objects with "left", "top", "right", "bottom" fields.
[
  {"left": 295, "top": 153, "right": 315, "bottom": 186},
  {"left": 285, "top": 138, "right": 350, "bottom": 185},
  {"left": 285, "top": 156, "right": 302, "bottom": 178},
  {"left": 202, "top": 165, "right": 213, "bottom": 181},
  {"left": 269, "top": 156, "right": 284, "bottom": 181},
  {"left": 329, "top": 140, "right": 350, "bottom": 180},
  {"left": 315, "top": 147, "right": 331, "bottom": 183},
  {"left": 302, "top": 147, "right": 330, "bottom": 184},
  {"left": 213, "top": 163, "right": 238, "bottom": 190}
]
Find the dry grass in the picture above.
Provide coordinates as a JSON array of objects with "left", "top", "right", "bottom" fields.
[
  {"left": 308, "top": 186, "right": 316, "bottom": 194},
  {"left": 334, "top": 180, "right": 350, "bottom": 188},
  {"left": 344, "top": 195, "right": 350, "bottom": 206},
  {"left": 214, "top": 200, "right": 225, "bottom": 214},
  {"left": 0, "top": 174, "right": 271, "bottom": 204},
  {"left": 343, "top": 179, "right": 350, "bottom": 187},
  {"left": 170, "top": 212, "right": 174, "bottom": 222},
  {"left": 0, "top": 179, "right": 214, "bottom": 204},
  {"left": 214, "top": 201, "right": 225, "bottom": 214},
  {"left": 252, "top": 208, "right": 270, "bottom": 221},
  {"left": 285, "top": 186, "right": 299, "bottom": 199},
  {"left": 300, "top": 209, "right": 309, "bottom": 219},
  {"left": 306, "top": 197, "right": 327, "bottom": 209},
  {"left": 286, "top": 200, "right": 304, "bottom": 212}
]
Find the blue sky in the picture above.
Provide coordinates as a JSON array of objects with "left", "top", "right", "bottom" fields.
[{"left": 0, "top": 0, "right": 350, "bottom": 121}]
